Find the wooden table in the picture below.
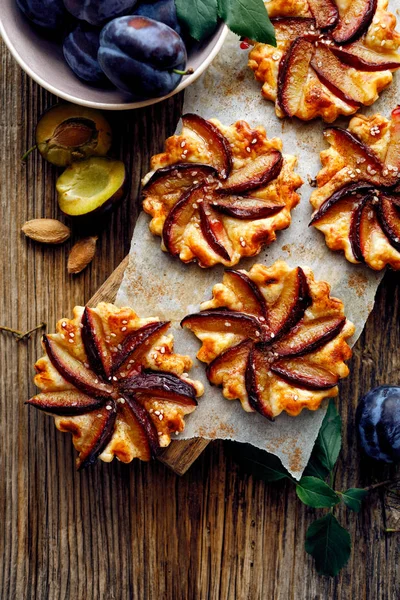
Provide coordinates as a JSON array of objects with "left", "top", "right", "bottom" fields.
[{"left": 1, "top": 37, "right": 400, "bottom": 600}]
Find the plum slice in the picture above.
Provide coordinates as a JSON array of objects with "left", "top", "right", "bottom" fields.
[
  {"left": 181, "top": 310, "right": 264, "bottom": 340},
  {"left": 384, "top": 106, "right": 400, "bottom": 175},
  {"left": 142, "top": 163, "right": 217, "bottom": 200},
  {"left": 223, "top": 269, "right": 268, "bottom": 319},
  {"left": 272, "top": 316, "right": 346, "bottom": 357},
  {"left": 112, "top": 321, "right": 170, "bottom": 374},
  {"left": 27, "top": 391, "right": 104, "bottom": 416},
  {"left": 271, "top": 18, "right": 316, "bottom": 44},
  {"left": 267, "top": 267, "right": 311, "bottom": 341},
  {"left": 81, "top": 307, "right": 112, "bottom": 379},
  {"left": 43, "top": 335, "right": 113, "bottom": 397},
  {"left": 220, "top": 151, "right": 283, "bottom": 194},
  {"left": 77, "top": 401, "right": 117, "bottom": 470},
  {"left": 182, "top": 114, "right": 232, "bottom": 179},
  {"left": 311, "top": 45, "right": 363, "bottom": 106},
  {"left": 245, "top": 346, "right": 275, "bottom": 420},
  {"left": 310, "top": 181, "right": 373, "bottom": 225},
  {"left": 119, "top": 370, "right": 198, "bottom": 407},
  {"left": 324, "top": 127, "right": 384, "bottom": 181},
  {"left": 330, "top": 42, "right": 400, "bottom": 72},
  {"left": 278, "top": 38, "right": 315, "bottom": 117},
  {"left": 117, "top": 398, "right": 153, "bottom": 461},
  {"left": 206, "top": 339, "right": 253, "bottom": 385},
  {"left": 163, "top": 183, "right": 204, "bottom": 256},
  {"left": 332, "top": 0, "right": 377, "bottom": 44},
  {"left": 212, "top": 196, "right": 285, "bottom": 220},
  {"left": 122, "top": 395, "right": 160, "bottom": 457},
  {"left": 57, "top": 157, "right": 127, "bottom": 217},
  {"left": 199, "top": 201, "right": 231, "bottom": 262},
  {"left": 307, "top": 0, "right": 338, "bottom": 29},
  {"left": 349, "top": 194, "right": 377, "bottom": 261},
  {"left": 271, "top": 359, "right": 339, "bottom": 390},
  {"left": 377, "top": 193, "right": 400, "bottom": 252}
]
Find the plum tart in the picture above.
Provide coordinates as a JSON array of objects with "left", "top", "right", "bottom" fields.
[
  {"left": 28, "top": 302, "right": 203, "bottom": 469},
  {"left": 310, "top": 107, "right": 400, "bottom": 270},
  {"left": 248, "top": 0, "right": 400, "bottom": 122},
  {"left": 182, "top": 261, "right": 354, "bottom": 419},
  {"left": 142, "top": 114, "right": 302, "bottom": 267}
]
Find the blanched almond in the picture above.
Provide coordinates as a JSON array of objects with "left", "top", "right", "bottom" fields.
[
  {"left": 21, "top": 218, "right": 71, "bottom": 244},
  {"left": 67, "top": 236, "right": 98, "bottom": 274}
]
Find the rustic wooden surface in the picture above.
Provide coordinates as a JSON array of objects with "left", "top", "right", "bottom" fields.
[{"left": 1, "top": 36, "right": 400, "bottom": 600}]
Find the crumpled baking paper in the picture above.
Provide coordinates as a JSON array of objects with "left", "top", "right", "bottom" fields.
[{"left": 116, "top": 25, "right": 399, "bottom": 478}]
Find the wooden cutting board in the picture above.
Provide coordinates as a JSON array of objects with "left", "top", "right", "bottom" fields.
[{"left": 88, "top": 255, "right": 210, "bottom": 475}]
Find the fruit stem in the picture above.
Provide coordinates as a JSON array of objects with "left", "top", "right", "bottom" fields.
[
  {"left": 172, "top": 67, "right": 194, "bottom": 76},
  {"left": 384, "top": 528, "right": 400, "bottom": 533},
  {"left": 365, "top": 478, "right": 400, "bottom": 491},
  {"left": 21, "top": 145, "right": 37, "bottom": 162},
  {"left": 0, "top": 322, "right": 46, "bottom": 341}
]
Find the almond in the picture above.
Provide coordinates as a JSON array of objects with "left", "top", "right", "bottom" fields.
[
  {"left": 67, "top": 236, "right": 98, "bottom": 274},
  {"left": 21, "top": 218, "right": 71, "bottom": 244}
]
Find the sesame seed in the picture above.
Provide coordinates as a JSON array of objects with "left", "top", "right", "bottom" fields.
[
  {"left": 111, "top": 333, "right": 116, "bottom": 337},
  {"left": 251, "top": 138, "right": 257, "bottom": 144},
  {"left": 225, "top": 322, "right": 231, "bottom": 327},
  {"left": 121, "top": 326, "right": 127, "bottom": 332},
  {"left": 68, "top": 339, "right": 74, "bottom": 343},
  {"left": 181, "top": 141, "right": 186, "bottom": 148},
  {"left": 122, "top": 320, "right": 128, "bottom": 325},
  {"left": 158, "top": 432, "right": 162, "bottom": 436},
  {"left": 69, "top": 332, "right": 75, "bottom": 337},
  {"left": 118, "top": 398, "right": 125, "bottom": 404},
  {"left": 155, "top": 410, "right": 160, "bottom": 415},
  {"left": 95, "top": 379, "right": 99, "bottom": 384},
  {"left": 246, "top": 147, "right": 251, "bottom": 153},
  {"left": 159, "top": 414, "right": 163, "bottom": 421},
  {"left": 84, "top": 362, "right": 89, "bottom": 368},
  {"left": 106, "top": 405, "right": 112, "bottom": 411},
  {"left": 113, "top": 376, "right": 118, "bottom": 381},
  {"left": 62, "top": 322, "right": 66, "bottom": 328}
]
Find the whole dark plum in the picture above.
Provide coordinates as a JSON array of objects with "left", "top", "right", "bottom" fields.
[
  {"left": 356, "top": 385, "right": 400, "bottom": 463},
  {"left": 98, "top": 16, "right": 187, "bottom": 99},
  {"left": 134, "top": 0, "right": 181, "bottom": 33},
  {"left": 63, "top": 24, "right": 109, "bottom": 85},
  {"left": 63, "top": 0, "right": 138, "bottom": 26},
  {"left": 16, "top": 0, "right": 66, "bottom": 30}
]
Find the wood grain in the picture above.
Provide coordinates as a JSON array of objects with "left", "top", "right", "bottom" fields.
[
  {"left": 87, "top": 254, "right": 210, "bottom": 475},
  {"left": 1, "top": 35, "right": 400, "bottom": 600}
]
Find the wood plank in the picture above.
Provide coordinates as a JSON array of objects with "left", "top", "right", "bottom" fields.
[{"left": 87, "top": 254, "right": 210, "bottom": 475}]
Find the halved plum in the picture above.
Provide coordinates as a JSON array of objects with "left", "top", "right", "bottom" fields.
[
  {"left": 271, "top": 359, "right": 339, "bottom": 389},
  {"left": 245, "top": 346, "right": 275, "bottom": 420},
  {"left": 377, "top": 193, "right": 400, "bottom": 252},
  {"left": 206, "top": 339, "right": 253, "bottom": 385},
  {"left": 27, "top": 391, "right": 104, "bottom": 416},
  {"left": 323, "top": 127, "right": 384, "bottom": 181},
  {"left": 307, "top": 0, "right": 338, "bottom": 29},
  {"left": 267, "top": 267, "right": 311, "bottom": 340},
  {"left": 43, "top": 335, "right": 113, "bottom": 397},
  {"left": 213, "top": 196, "right": 285, "bottom": 220},
  {"left": 349, "top": 195, "right": 376, "bottom": 261},
  {"left": 57, "top": 157, "right": 127, "bottom": 217},
  {"left": 112, "top": 321, "right": 170, "bottom": 374},
  {"left": 384, "top": 106, "right": 400, "bottom": 175},
  {"left": 272, "top": 316, "right": 346, "bottom": 357},
  {"left": 77, "top": 401, "right": 117, "bottom": 470},
  {"left": 181, "top": 310, "right": 264, "bottom": 340},
  {"left": 122, "top": 395, "right": 160, "bottom": 457},
  {"left": 311, "top": 45, "right": 364, "bottom": 106},
  {"left": 278, "top": 38, "right": 315, "bottom": 117},
  {"left": 182, "top": 114, "right": 232, "bottom": 179},
  {"left": 199, "top": 201, "right": 232, "bottom": 262},
  {"left": 332, "top": 0, "right": 377, "bottom": 44},
  {"left": 223, "top": 270, "right": 268, "bottom": 319},
  {"left": 162, "top": 183, "right": 205, "bottom": 256},
  {"left": 119, "top": 370, "right": 197, "bottom": 406},
  {"left": 330, "top": 42, "right": 400, "bottom": 72},
  {"left": 220, "top": 151, "right": 283, "bottom": 194},
  {"left": 310, "top": 181, "right": 373, "bottom": 225},
  {"left": 142, "top": 163, "right": 217, "bottom": 200},
  {"left": 81, "top": 307, "right": 112, "bottom": 379},
  {"left": 271, "top": 18, "right": 316, "bottom": 44}
]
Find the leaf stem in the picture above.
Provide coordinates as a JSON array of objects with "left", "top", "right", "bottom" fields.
[
  {"left": 365, "top": 478, "right": 400, "bottom": 491},
  {"left": 21, "top": 144, "right": 37, "bottom": 161},
  {"left": 0, "top": 322, "right": 46, "bottom": 341},
  {"left": 172, "top": 67, "right": 195, "bottom": 76}
]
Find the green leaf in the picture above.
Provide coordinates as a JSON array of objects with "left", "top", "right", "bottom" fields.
[
  {"left": 175, "top": 0, "right": 218, "bottom": 41},
  {"left": 305, "top": 513, "right": 351, "bottom": 577},
  {"left": 217, "top": 0, "right": 276, "bottom": 45},
  {"left": 340, "top": 488, "right": 368, "bottom": 513},
  {"left": 229, "top": 443, "right": 290, "bottom": 482},
  {"left": 303, "top": 452, "right": 330, "bottom": 481},
  {"left": 296, "top": 476, "right": 340, "bottom": 508},
  {"left": 313, "top": 399, "right": 342, "bottom": 472}
]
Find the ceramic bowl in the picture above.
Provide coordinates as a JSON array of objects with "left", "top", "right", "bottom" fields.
[{"left": 0, "top": 3, "right": 228, "bottom": 110}]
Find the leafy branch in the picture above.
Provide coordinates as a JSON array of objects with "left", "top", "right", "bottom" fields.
[
  {"left": 230, "top": 400, "right": 390, "bottom": 577},
  {"left": 174, "top": 0, "right": 276, "bottom": 46}
]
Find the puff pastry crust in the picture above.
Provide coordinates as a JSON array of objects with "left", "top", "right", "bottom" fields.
[
  {"left": 248, "top": 0, "right": 400, "bottom": 122},
  {"left": 29, "top": 302, "right": 203, "bottom": 469},
  {"left": 310, "top": 108, "right": 400, "bottom": 270},
  {"left": 182, "top": 261, "right": 354, "bottom": 419},
  {"left": 142, "top": 114, "right": 302, "bottom": 267}
]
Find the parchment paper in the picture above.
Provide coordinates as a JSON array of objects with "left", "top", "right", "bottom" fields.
[{"left": 116, "top": 25, "right": 399, "bottom": 479}]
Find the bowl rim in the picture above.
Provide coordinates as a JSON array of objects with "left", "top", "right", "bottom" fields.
[{"left": 0, "top": 16, "right": 229, "bottom": 110}]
